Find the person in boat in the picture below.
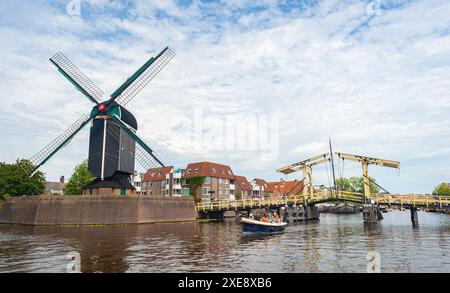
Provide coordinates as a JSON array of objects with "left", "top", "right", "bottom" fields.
[
  {"left": 261, "top": 215, "right": 270, "bottom": 223},
  {"left": 272, "top": 212, "right": 281, "bottom": 223}
]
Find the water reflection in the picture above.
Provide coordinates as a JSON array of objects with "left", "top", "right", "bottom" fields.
[{"left": 0, "top": 211, "right": 449, "bottom": 273}]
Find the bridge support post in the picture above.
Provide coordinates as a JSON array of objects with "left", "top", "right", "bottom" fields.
[
  {"left": 363, "top": 204, "right": 383, "bottom": 223},
  {"left": 305, "top": 205, "right": 319, "bottom": 221},
  {"left": 410, "top": 207, "right": 418, "bottom": 224}
]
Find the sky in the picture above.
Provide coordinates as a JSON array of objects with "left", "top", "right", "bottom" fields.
[{"left": 0, "top": 0, "right": 449, "bottom": 194}]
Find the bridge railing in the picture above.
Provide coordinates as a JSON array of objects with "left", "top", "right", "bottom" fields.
[
  {"left": 373, "top": 194, "right": 450, "bottom": 207},
  {"left": 195, "top": 193, "right": 450, "bottom": 212}
]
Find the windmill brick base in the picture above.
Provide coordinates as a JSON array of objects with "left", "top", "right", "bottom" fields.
[{"left": 82, "top": 171, "right": 136, "bottom": 196}]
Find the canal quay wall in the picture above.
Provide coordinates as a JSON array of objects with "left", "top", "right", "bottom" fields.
[{"left": 0, "top": 195, "right": 197, "bottom": 225}]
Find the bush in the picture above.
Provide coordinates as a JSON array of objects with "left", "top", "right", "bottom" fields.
[
  {"left": 64, "top": 160, "right": 94, "bottom": 195},
  {"left": 0, "top": 159, "right": 45, "bottom": 196},
  {"left": 433, "top": 183, "right": 450, "bottom": 196}
]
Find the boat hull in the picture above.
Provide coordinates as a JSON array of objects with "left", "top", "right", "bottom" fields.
[{"left": 241, "top": 218, "right": 287, "bottom": 234}]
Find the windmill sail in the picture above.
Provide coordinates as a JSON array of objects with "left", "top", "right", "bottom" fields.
[
  {"left": 111, "top": 47, "right": 175, "bottom": 107},
  {"left": 24, "top": 114, "right": 93, "bottom": 175},
  {"left": 50, "top": 52, "right": 104, "bottom": 104}
]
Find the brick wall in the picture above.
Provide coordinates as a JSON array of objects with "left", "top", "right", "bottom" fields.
[{"left": 0, "top": 196, "right": 197, "bottom": 225}]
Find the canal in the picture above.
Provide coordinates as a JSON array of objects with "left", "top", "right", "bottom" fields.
[{"left": 0, "top": 211, "right": 448, "bottom": 273}]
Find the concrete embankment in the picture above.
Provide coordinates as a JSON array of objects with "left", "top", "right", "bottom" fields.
[{"left": 0, "top": 195, "right": 197, "bottom": 225}]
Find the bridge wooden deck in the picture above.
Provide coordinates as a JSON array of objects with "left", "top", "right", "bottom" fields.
[{"left": 195, "top": 192, "right": 450, "bottom": 213}]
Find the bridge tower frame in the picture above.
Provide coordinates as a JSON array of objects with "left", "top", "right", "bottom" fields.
[
  {"left": 334, "top": 152, "right": 400, "bottom": 201},
  {"left": 277, "top": 153, "right": 331, "bottom": 199}
]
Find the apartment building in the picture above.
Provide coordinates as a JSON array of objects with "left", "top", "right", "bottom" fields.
[
  {"left": 141, "top": 166, "right": 174, "bottom": 196},
  {"left": 234, "top": 175, "right": 252, "bottom": 199},
  {"left": 267, "top": 180, "right": 304, "bottom": 198},
  {"left": 184, "top": 162, "right": 235, "bottom": 201},
  {"left": 131, "top": 171, "right": 144, "bottom": 195},
  {"left": 162, "top": 168, "right": 185, "bottom": 197},
  {"left": 251, "top": 179, "right": 271, "bottom": 199}
]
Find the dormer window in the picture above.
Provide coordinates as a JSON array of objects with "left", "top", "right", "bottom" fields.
[
  {"left": 187, "top": 169, "right": 191, "bottom": 173},
  {"left": 211, "top": 167, "right": 216, "bottom": 173},
  {"left": 221, "top": 170, "right": 225, "bottom": 174},
  {"left": 195, "top": 168, "right": 199, "bottom": 172}
]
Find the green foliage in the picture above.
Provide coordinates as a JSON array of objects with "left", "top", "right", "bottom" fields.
[
  {"left": 336, "top": 176, "right": 380, "bottom": 194},
  {"left": 235, "top": 190, "right": 242, "bottom": 200},
  {"left": 433, "top": 183, "right": 450, "bottom": 196},
  {"left": 0, "top": 159, "right": 46, "bottom": 197},
  {"left": 64, "top": 160, "right": 94, "bottom": 195},
  {"left": 187, "top": 176, "right": 204, "bottom": 203}
]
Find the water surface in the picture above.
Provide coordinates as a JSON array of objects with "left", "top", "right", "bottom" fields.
[{"left": 0, "top": 211, "right": 448, "bottom": 272}]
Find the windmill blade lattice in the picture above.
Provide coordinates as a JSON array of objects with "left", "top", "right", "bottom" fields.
[
  {"left": 135, "top": 142, "right": 165, "bottom": 170},
  {"left": 24, "top": 114, "right": 92, "bottom": 175},
  {"left": 107, "top": 122, "right": 164, "bottom": 171},
  {"left": 50, "top": 52, "right": 104, "bottom": 104},
  {"left": 115, "top": 48, "right": 175, "bottom": 107}
]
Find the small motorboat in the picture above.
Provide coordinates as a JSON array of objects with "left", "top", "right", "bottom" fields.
[
  {"left": 241, "top": 218, "right": 287, "bottom": 234},
  {"left": 330, "top": 203, "right": 360, "bottom": 214}
]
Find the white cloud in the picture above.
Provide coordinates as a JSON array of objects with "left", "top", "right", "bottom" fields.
[{"left": 0, "top": 0, "right": 449, "bottom": 194}]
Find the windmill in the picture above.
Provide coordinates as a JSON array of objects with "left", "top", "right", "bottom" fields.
[{"left": 23, "top": 47, "right": 175, "bottom": 194}]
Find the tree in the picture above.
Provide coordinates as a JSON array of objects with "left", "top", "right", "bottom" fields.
[
  {"left": 0, "top": 159, "right": 46, "bottom": 197},
  {"left": 235, "top": 189, "right": 242, "bottom": 201},
  {"left": 336, "top": 176, "right": 380, "bottom": 194},
  {"left": 433, "top": 183, "right": 450, "bottom": 196},
  {"left": 186, "top": 176, "right": 205, "bottom": 203},
  {"left": 64, "top": 160, "right": 94, "bottom": 195}
]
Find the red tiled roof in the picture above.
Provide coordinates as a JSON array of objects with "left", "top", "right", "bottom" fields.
[
  {"left": 254, "top": 178, "right": 268, "bottom": 189},
  {"left": 234, "top": 175, "right": 252, "bottom": 191},
  {"left": 267, "top": 180, "right": 304, "bottom": 196},
  {"left": 184, "top": 162, "right": 234, "bottom": 179},
  {"left": 142, "top": 166, "right": 173, "bottom": 182}
]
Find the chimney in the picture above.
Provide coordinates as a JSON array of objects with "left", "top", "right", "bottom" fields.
[{"left": 60, "top": 176, "right": 65, "bottom": 185}]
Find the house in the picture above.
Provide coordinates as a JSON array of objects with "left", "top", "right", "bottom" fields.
[
  {"left": 251, "top": 178, "right": 271, "bottom": 199},
  {"left": 141, "top": 166, "right": 174, "bottom": 196},
  {"left": 183, "top": 162, "right": 235, "bottom": 201},
  {"left": 45, "top": 176, "right": 66, "bottom": 195},
  {"left": 234, "top": 175, "right": 252, "bottom": 199},
  {"left": 267, "top": 180, "right": 304, "bottom": 198}
]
